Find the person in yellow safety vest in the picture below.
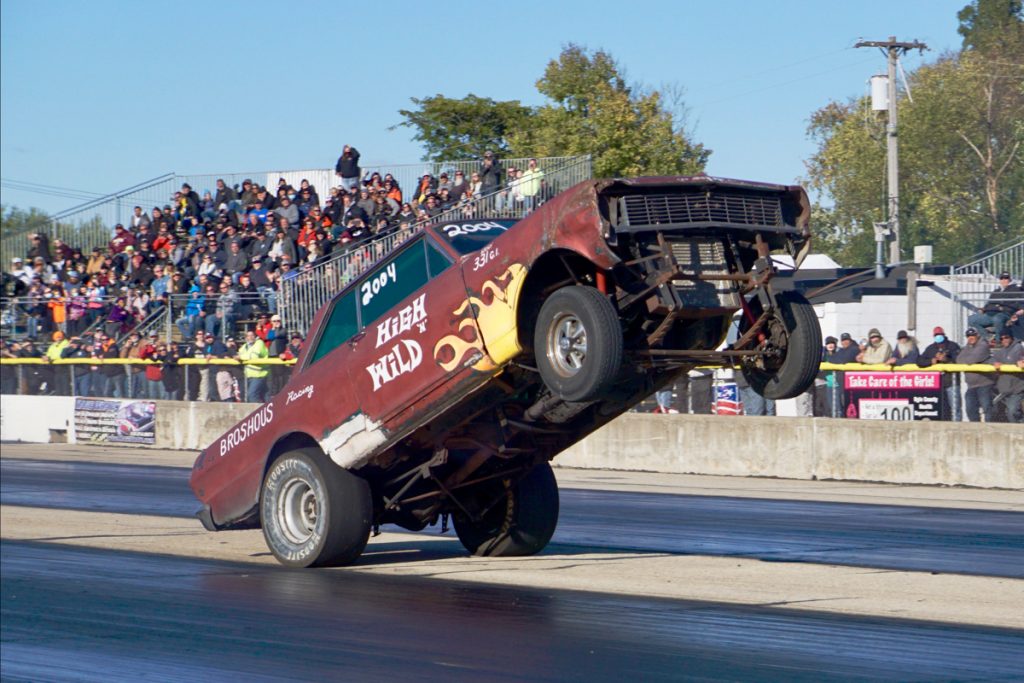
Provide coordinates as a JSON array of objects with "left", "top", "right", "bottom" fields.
[
  {"left": 238, "top": 329, "right": 270, "bottom": 403},
  {"left": 45, "top": 330, "right": 70, "bottom": 395}
]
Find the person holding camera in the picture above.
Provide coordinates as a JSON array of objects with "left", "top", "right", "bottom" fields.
[{"left": 334, "top": 145, "right": 361, "bottom": 193}]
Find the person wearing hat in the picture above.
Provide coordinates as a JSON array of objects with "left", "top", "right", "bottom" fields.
[
  {"left": 9, "top": 256, "right": 32, "bottom": 287},
  {"left": 856, "top": 328, "right": 892, "bottom": 364},
  {"left": 109, "top": 224, "right": 136, "bottom": 255},
  {"left": 60, "top": 332, "right": 93, "bottom": 397},
  {"left": 917, "top": 326, "right": 963, "bottom": 421},
  {"left": 886, "top": 330, "right": 920, "bottom": 366},
  {"left": 992, "top": 330, "right": 1024, "bottom": 422},
  {"left": 334, "top": 144, "right": 361, "bottom": 193},
  {"left": 956, "top": 327, "right": 994, "bottom": 422},
  {"left": 479, "top": 150, "right": 502, "bottom": 194},
  {"left": 817, "top": 336, "right": 844, "bottom": 416},
  {"left": 968, "top": 272, "right": 1022, "bottom": 340}
]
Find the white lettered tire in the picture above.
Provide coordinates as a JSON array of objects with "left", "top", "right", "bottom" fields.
[{"left": 260, "top": 448, "right": 372, "bottom": 568}]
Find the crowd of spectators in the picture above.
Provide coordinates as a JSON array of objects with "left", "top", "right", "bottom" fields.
[
  {"left": 816, "top": 282, "right": 1024, "bottom": 423},
  {"left": 1, "top": 146, "right": 555, "bottom": 402}
]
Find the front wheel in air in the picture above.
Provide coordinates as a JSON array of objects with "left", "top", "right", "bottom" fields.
[
  {"left": 740, "top": 290, "right": 822, "bottom": 400},
  {"left": 260, "top": 448, "right": 372, "bottom": 568},
  {"left": 534, "top": 286, "right": 623, "bottom": 403}
]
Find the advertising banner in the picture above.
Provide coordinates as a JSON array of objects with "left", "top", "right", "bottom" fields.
[
  {"left": 74, "top": 398, "right": 156, "bottom": 444},
  {"left": 844, "top": 372, "right": 943, "bottom": 421},
  {"left": 714, "top": 382, "right": 742, "bottom": 415}
]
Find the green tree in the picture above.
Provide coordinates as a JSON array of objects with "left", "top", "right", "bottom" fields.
[
  {"left": 958, "top": 0, "right": 1023, "bottom": 53},
  {"left": 393, "top": 94, "right": 534, "bottom": 161},
  {"left": 513, "top": 45, "right": 709, "bottom": 177},
  {"left": 805, "top": 1, "right": 1023, "bottom": 265}
]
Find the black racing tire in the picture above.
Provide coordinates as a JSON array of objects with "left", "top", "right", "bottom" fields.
[
  {"left": 741, "top": 290, "right": 822, "bottom": 400},
  {"left": 260, "top": 448, "right": 372, "bottom": 568},
  {"left": 534, "top": 286, "right": 623, "bottom": 402},
  {"left": 453, "top": 461, "right": 560, "bottom": 557}
]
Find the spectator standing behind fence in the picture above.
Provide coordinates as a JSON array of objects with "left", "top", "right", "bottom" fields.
[
  {"left": 519, "top": 158, "right": 544, "bottom": 211},
  {"left": 917, "top": 326, "right": 962, "bottom": 421},
  {"left": 857, "top": 328, "right": 892, "bottom": 364},
  {"left": 479, "top": 151, "right": 502, "bottom": 195},
  {"left": 992, "top": 332, "right": 1024, "bottom": 423},
  {"left": 99, "top": 332, "right": 123, "bottom": 398},
  {"left": 139, "top": 332, "right": 163, "bottom": 400},
  {"left": 335, "top": 145, "right": 361, "bottom": 193},
  {"left": 238, "top": 329, "right": 269, "bottom": 403},
  {"left": 818, "top": 336, "right": 842, "bottom": 416},
  {"left": 968, "top": 272, "right": 1021, "bottom": 340},
  {"left": 957, "top": 327, "right": 994, "bottom": 422},
  {"left": 62, "top": 335, "right": 91, "bottom": 397},
  {"left": 217, "top": 338, "right": 241, "bottom": 402},
  {"left": 735, "top": 372, "right": 775, "bottom": 416},
  {"left": 886, "top": 330, "right": 920, "bottom": 366}
]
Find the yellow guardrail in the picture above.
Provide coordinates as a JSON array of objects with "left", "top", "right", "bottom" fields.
[
  {"left": 819, "top": 363, "right": 1022, "bottom": 373},
  {"left": 0, "top": 358, "right": 298, "bottom": 366},
  {"left": 2, "top": 358, "right": 1015, "bottom": 368}
]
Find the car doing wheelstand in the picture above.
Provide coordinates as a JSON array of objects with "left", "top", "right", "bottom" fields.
[{"left": 190, "top": 176, "right": 821, "bottom": 567}]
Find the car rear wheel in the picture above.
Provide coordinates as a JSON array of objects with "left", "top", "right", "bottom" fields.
[
  {"left": 260, "top": 448, "right": 372, "bottom": 568},
  {"left": 740, "top": 290, "right": 822, "bottom": 400},
  {"left": 534, "top": 286, "right": 623, "bottom": 402},
  {"left": 453, "top": 461, "right": 559, "bottom": 557}
]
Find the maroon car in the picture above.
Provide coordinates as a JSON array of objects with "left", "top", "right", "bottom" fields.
[{"left": 190, "top": 176, "right": 820, "bottom": 567}]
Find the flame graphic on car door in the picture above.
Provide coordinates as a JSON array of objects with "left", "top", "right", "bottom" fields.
[{"left": 433, "top": 263, "right": 527, "bottom": 373}]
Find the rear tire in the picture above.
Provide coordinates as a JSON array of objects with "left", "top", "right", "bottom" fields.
[
  {"left": 534, "top": 286, "right": 623, "bottom": 402},
  {"left": 740, "top": 290, "right": 822, "bottom": 400},
  {"left": 260, "top": 448, "right": 372, "bottom": 568},
  {"left": 453, "top": 461, "right": 559, "bottom": 557}
]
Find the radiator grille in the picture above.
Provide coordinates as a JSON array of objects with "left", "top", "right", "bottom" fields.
[
  {"left": 667, "top": 238, "right": 739, "bottom": 308},
  {"left": 622, "top": 192, "right": 784, "bottom": 227}
]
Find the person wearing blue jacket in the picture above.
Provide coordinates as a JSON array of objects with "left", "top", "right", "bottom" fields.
[{"left": 175, "top": 284, "right": 205, "bottom": 339}]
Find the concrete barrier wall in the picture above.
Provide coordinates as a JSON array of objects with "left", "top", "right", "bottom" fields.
[
  {"left": 1, "top": 395, "right": 1021, "bottom": 489},
  {"left": 555, "top": 414, "right": 1024, "bottom": 489}
]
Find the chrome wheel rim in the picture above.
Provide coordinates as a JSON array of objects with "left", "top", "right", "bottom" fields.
[
  {"left": 278, "top": 476, "right": 319, "bottom": 545},
  {"left": 546, "top": 312, "right": 588, "bottom": 377}
]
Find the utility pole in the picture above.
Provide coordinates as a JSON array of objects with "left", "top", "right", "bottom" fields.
[{"left": 855, "top": 37, "right": 927, "bottom": 266}]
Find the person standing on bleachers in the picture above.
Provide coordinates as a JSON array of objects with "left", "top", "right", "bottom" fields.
[{"left": 335, "top": 145, "right": 361, "bottom": 193}]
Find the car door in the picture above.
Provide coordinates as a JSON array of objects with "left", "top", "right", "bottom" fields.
[{"left": 346, "top": 236, "right": 486, "bottom": 425}]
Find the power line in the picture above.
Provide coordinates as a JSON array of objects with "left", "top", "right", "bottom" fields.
[
  {"left": 687, "top": 47, "right": 856, "bottom": 93},
  {"left": 0, "top": 178, "right": 105, "bottom": 203},
  {"left": 699, "top": 56, "right": 878, "bottom": 106}
]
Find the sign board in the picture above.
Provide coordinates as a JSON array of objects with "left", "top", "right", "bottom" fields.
[
  {"left": 74, "top": 398, "right": 156, "bottom": 444},
  {"left": 844, "top": 372, "right": 942, "bottom": 421},
  {"left": 714, "top": 382, "right": 742, "bottom": 415}
]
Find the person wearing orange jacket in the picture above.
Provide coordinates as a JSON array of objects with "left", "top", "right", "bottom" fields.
[{"left": 46, "top": 285, "right": 67, "bottom": 335}]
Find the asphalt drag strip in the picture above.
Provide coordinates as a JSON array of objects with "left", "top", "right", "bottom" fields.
[
  {"left": 2, "top": 504, "right": 1022, "bottom": 630},
  {"left": 3, "top": 457, "right": 1023, "bottom": 578},
  {"left": 3, "top": 540, "right": 1023, "bottom": 683}
]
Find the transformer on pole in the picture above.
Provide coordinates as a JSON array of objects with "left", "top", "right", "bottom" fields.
[{"left": 855, "top": 37, "right": 928, "bottom": 266}]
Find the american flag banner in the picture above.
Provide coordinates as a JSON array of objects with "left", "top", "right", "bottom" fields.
[{"left": 714, "top": 382, "right": 743, "bottom": 415}]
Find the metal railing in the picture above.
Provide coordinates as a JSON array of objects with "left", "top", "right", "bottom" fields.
[
  {"left": 278, "top": 155, "right": 594, "bottom": 332},
  {"left": 1, "top": 155, "right": 590, "bottom": 268},
  {"left": 949, "top": 238, "right": 1024, "bottom": 339}
]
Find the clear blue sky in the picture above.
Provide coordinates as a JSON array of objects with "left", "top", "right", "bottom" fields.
[{"left": 1, "top": 0, "right": 965, "bottom": 216}]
